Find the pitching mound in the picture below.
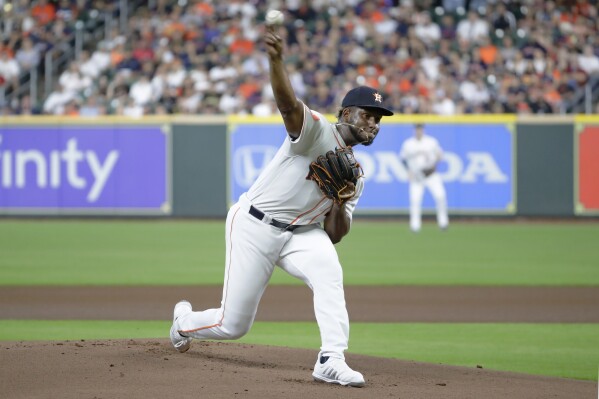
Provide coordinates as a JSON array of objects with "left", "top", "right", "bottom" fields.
[{"left": 1, "top": 339, "right": 593, "bottom": 399}]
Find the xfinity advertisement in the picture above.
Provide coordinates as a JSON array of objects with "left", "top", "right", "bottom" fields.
[
  {"left": 0, "top": 125, "right": 170, "bottom": 214},
  {"left": 229, "top": 122, "right": 515, "bottom": 213}
]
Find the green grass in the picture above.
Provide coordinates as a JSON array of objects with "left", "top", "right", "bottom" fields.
[
  {"left": 0, "top": 320, "right": 597, "bottom": 381},
  {"left": 336, "top": 222, "right": 599, "bottom": 286},
  {"left": 0, "top": 220, "right": 598, "bottom": 286},
  {"left": 0, "top": 220, "right": 225, "bottom": 285},
  {"left": 2, "top": 220, "right": 596, "bottom": 382}
]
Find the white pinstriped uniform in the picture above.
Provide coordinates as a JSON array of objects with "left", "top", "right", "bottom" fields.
[{"left": 175, "top": 102, "right": 363, "bottom": 357}]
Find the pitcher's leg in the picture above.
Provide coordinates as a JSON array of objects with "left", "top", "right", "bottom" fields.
[
  {"left": 409, "top": 181, "right": 424, "bottom": 232},
  {"left": 176, "top": 206, "right": 277, "bottom": 340},
  {"left": 278, "top": 227, "right": 349, "bottom": 355}
]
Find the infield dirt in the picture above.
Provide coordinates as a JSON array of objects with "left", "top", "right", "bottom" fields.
[{"left": 1, "top": 285, "right": 597, "bottom": 398}]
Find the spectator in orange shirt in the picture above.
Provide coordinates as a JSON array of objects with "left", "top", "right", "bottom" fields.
[
  {"left": 479, "top": 38, "right": 498, "bottom": 66},
  {"left": 194, "top": 1, "right": 214, "bottom": 17},
  {"left": 358, "top": 1, "right": 386, "bottom": 22},
  {"left": 398, "top": 77, "right": 412, "bottom": 93},
  {"left": 31, "top": 0, "right": 56, "bottom": 26},
  {"left": 163, "top": 19, "right": 186, "bottom": 39},
  {"left": 110, "top": 43, "right": 126, "bottom": 67},
  {"left": 543, "top": 82, "right": 562, "bottom": 108},
  {"left": 229, "top": 32, "right": 254, "bottom": 56},
  {"left": 237, "top": 79, "right": 260, "bottom": 100},
  {"left": 64, "top": 100, "right": 81, "bottom": 116},
  {"left": 0, "top": 40, "right": 15, "bottom": 59}
]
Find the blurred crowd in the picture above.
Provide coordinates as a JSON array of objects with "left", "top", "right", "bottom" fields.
[{"left": 1, "top": 0, "right": 599, "bottom": 116}]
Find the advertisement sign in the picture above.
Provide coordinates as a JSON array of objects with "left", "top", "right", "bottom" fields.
[
  {"left": 576, "top": 124, "right": 599, "bottom": 214},
  {"left": 0, "top": 125, "right": 170, "bottom": 214},
  {"left": 229, "top": 121, "right": 515, "bottom": 213}
]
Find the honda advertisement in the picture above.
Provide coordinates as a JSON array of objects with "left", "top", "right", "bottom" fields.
[
  {"left": 0, "top": 125, "right": 170, "bottom": 214},
  {"left": 229, "top": 122, "right": 515, "bottom": 213}
]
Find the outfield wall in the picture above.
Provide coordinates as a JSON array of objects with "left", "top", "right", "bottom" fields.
[{"left": 0, "top": 115, "right": 597, "bottom": 218}]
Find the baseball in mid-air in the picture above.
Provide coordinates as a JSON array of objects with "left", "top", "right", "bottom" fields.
[{"left": 265, "top": 9, "right": 284, "bottom": 25}]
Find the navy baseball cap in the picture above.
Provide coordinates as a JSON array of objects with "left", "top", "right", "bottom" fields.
[{"left": 341, "top": 86, "right": 394, "bottom": 116}]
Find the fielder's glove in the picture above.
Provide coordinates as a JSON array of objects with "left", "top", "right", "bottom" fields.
[
  {"left": 422, "top": 166, "right": 436, "bottom": 177},
  {"left": 307, "top": 146, "right": 363, "bottom": 205}
]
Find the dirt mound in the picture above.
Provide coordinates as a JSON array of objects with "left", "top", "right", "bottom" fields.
[{"left": 1, "top": 339, "right": 593, "bottom": 399}]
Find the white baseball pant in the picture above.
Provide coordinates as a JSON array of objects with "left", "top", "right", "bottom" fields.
[
  {"left": 176, "top": 194, "right": 350, "bottom": 356},
  {"left": 409, "top": 172, "right": 448, "bottom": 231}
]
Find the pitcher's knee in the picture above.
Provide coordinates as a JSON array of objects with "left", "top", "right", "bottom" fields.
[{"left": 221, "top": 321, "right": 252, "bottom": 340}]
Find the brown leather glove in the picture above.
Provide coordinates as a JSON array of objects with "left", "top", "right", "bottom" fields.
[
  {"left": 307, "top": 146, "right": 363, "bottom": 204},
  {"left": 422, "top": 166, "right": 436, "bottom": 177}
]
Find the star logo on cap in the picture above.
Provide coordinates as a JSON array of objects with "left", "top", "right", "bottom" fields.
[{"left": 374, "top": 92, "right": 383, "bottom": 103}]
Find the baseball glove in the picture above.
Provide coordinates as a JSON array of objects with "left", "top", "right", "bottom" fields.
[
  {"left": 306, "top": 146, "right": 363, "bottom": 204},
  {"left": 422, "top": 166, "right": 436, "bottom": 177}
]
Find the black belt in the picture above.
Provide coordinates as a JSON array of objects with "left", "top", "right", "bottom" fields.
[{"left": 249, "top": 205, "right": 301, "bottom": 231}]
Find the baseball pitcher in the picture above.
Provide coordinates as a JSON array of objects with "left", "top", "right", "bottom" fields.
[{"left": 169, "top": 21, "right": 393, "bottom": 387}]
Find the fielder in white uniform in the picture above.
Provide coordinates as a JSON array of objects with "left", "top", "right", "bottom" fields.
[
  {"left": 400, "top": 124, "right": 449, "bottom": 232},
  {"left": 169, "top": 26, "right": 393, "bottom": 387}
]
